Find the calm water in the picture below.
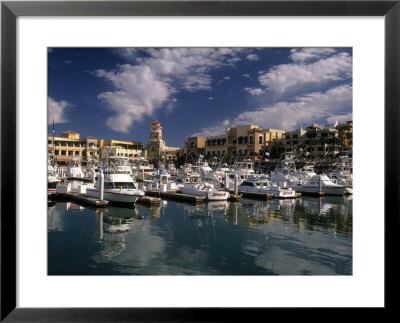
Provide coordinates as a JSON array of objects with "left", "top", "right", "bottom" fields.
[{"left": 48, "top": 195, "right": 352, "bottom": 275}]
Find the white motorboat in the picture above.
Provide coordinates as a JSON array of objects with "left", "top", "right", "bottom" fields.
[
  {"left": 86, "top": 172, "right": 144, "bottom": 204},
  {"left": 179, "top": 182, "right": 229, "bottom": 201},
  {"left": 238, "top": 176, "right": 297, "bottom": 198},
  {"left": 290, "top": 174, "right": 346, "bottom": 196},
  {"left": 327, "top": 156, "right": 353, "bottom": 194},
  {"left": 229, "top": 160, "right": 256, "bottom": 180},
  {"left": 65, "top": 157, "right": 85, "bottom": 179},
  {"left": 271, "top": 153, "right": 299, "bottom": 185},
  {"left": 48, "top": 160, "right": 60, "bottom": 194}
]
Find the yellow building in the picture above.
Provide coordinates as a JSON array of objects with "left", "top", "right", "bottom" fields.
[
  {"left": 98, "top": 139, "right": 145, "bottom": 161},
  {"left": 264, "top": 128, "right": 286, "bottom": 148},
  {"left": 48, "top": 131, "right": 98, "bottom": 166},
  {"left": 204, "top": 135, "right": 227, "bottom": 159}
]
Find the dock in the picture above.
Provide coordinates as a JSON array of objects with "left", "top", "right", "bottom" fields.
[
  {"left": 228, "top": 194, "right": 242, "bottom": 201},
  {"left": 240, "top": 192, "right": 274, "bottom": 199},
  {"left": 136, "top": 196, "right": 161, "bottom": 206},
  {"left": 51, "top": 192, "right": 109, "bottom": 207},
  {"left": 145, "top": 190, "right": 205, "bottom": 204},
  {"left": 297, "top": 191, "right": 325, "bottom": 197}
]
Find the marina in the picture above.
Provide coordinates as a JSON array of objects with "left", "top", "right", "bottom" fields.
[{"left": 46, "top": 47, "right": 354, "bottom": 277}]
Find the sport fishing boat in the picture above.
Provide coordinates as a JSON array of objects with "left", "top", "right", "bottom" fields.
[
  {"left": 48, "top": 160, "right": 60, "bottom": 194},
  {"left": 179, "top": 182, "right": 229, "bottom": 201},
  {"left": 238, "top": 176, "right": 297, "bottom": 198},
  {"left": 290, "top": 174, "right": 346, "bottom": 196},
  {"left": 65, "top": 157, "right": 86, "bottom": 179},
  {"left": 86, "top": 160, "right": 144, "bottom": 205}
]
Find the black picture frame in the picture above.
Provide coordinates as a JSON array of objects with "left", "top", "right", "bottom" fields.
[{"left": 1, "top": 1, "right": 398, "bottom": 321}]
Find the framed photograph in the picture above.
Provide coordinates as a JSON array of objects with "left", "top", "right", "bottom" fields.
[{"left": 1, "top": 0, "right": 398, "bottom": 321}]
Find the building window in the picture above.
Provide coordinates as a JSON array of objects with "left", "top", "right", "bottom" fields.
[
  {"left": 75, "top": 151, "right": 80, "bottom": 156},
  {"left": 258, "top": 135, "right": 263, "bottom": 144},
  {"left": 68, "top": 151, "right": 73, "bottom": 156},
  {"left": 249, "top": 136, "right": 254, "bottom": 144}
]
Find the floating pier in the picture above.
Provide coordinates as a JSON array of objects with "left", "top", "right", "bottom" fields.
[
  {"left": 136, "top": 196, "right": 161, "bottom": 206},
  {"left": 297, "top": 191, "right": 325, "bottom": 197},
  {"left": 240, "top": 192, "right": 274, "bottom": 199},
  {"left": 145, "top": 190, "right": 205, "bottom": 203},
  {"left": 51, "top": 192, "right": 109, "bottom": 208},
  {"left": 228, "top": 194, "right": 242, "bottom": 201}
]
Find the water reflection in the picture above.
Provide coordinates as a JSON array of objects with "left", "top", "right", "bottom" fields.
[
  {"left": 98, "top": 208, "right": 145, "bottom": 258},
  {"left": 224, "top": 196, "right": 352, "bottom": 235},
  {"left": 48, "top": 195, "right": 352, "bottom": 275}
]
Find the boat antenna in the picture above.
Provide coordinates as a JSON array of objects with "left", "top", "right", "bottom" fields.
[{"left": 52, "top": 117, "right": 55, "bottom": 166}]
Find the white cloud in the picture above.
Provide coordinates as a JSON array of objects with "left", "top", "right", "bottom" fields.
[
  {"left": 290, "top": 48, "right": 337, "bottom": 63},
  {"left": 191, "top": 119, "right": 230, "bottom": 137},
  {"left": 243, "top": 73, "right": 250, "bottom": 78},
  {"left": 208, "top": 97, "right": 214, "bottom": 100},
  {"left": 96, "top": 48, "right": 253, "bottom": 133},
  {"left": 192, "top": 84, "right": 352, "bottom": 135},
  {"left": 258, "top": 52, "right": 352, "bottom": 96},
  {"left": 246, "top": 53, "right": 259, "bottom": 61},
  {"left": 326, "top": 112, "right": 353, "bottom": 125},
  {"left": 95, "top": 64, "right": 170, "bottom": 133},
  {"left": 233, "top": 84, "right": 352, "bottom": 130},
  {"left": 244, "top": 87, "right": 265, "bottom": 96},
  {"left": 48, "top": 97, "right": 72, "bottom": 124}
]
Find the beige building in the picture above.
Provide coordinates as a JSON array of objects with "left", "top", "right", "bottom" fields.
[
  {"left": 184, "top": 136, "right": 206, "bottom": 160},
  {"left": 336, "top": 121, "right": 353, "bottom": 153},
  {"left": 202, "top": 124, "right": 286, "bottom": 161},
  {"left": 48, "top": 131, "right": 98, "bottom": 166},
  {"left": 98, "top": 139, "right": 145, "bottom": 161},
  {"left": 204, "top": 135, "right": 227, "bottom": 159}
]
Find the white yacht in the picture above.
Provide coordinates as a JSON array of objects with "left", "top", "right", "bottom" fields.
[
  {"left": 238, "top": 176, "right": 297, "bottom": 198},
  {"left": 86, "top": 161, "right": 144, "bottom": 204},
  {"left": 229, "top": 160, "right": 256, "bottom": 180},
  {"left": 179, "top": 182, "right": 229, "bottom": 201},
  {"left": 290, "top": 174, "right": 346, "bottom": 196},
  {"left": 65, "top": 157, "right": 85, "bottom": 179},
  {"left": 48, "top": 160, "right": 60, "bottom": 194}
]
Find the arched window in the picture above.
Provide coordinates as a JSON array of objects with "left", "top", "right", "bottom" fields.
[{"left": 258, "top": 135, "right": 263, "bottom": 144}]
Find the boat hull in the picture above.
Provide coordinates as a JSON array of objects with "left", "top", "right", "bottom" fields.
[
  {"left": 86, "top": 188, "right": 142, "bottom": 204},
  {"left": 179, "top": 187, "right": 229, "bottom": 201},
  {"left": 290, "top": 184, "right": 346, "bottom": 196},
  {"left": 238, "top": 187, "right": 296, "bottom": 199}
]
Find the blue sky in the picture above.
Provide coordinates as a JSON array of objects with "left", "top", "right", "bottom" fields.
[{"left": 48, "top": 47, "right": 352, "bottom": 147}]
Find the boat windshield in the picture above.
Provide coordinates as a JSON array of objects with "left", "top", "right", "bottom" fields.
[{"left": 105, "top": 182, "right": 137, "bottom": 189}]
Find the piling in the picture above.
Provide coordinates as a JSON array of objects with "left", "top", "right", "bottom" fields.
[
  {"left": 99, "top": 168, "right": 104, "bottom": 201},
  {"left": 91, "top": 169, "right": 96, "bottom": 184},
  {"left": 234, "top": 174, "right": 238, "bottom": 195}
]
